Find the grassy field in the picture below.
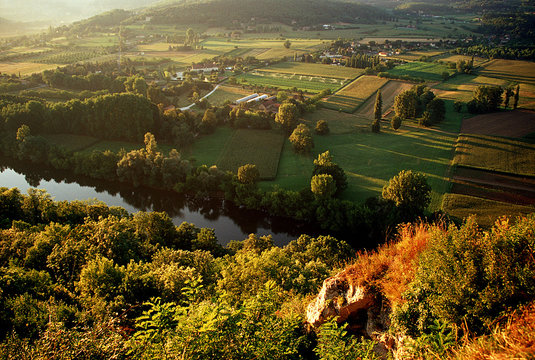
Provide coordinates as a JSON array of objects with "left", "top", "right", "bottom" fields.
[
  {"left": 437, "top": 54, "right": 488, "bottom": 66},
  {"left": 217, "top": 129, "right": 285, "bottom": 179},
  {"left": 433, "top": 74, "right": 510, "bottom": 101},
  {"left": 260, "top": 62, "right": 364, "bottom": 79},
  {"left": 321, "top": 76, "right": 388, "bottom": 113},
  {"left": 453, "top": 134, "right": 535, "bottom": 176},
  {"left": 387, "top": 61, "right": 455, "bottom": 81},
  {"left": 303, "top": 109, "right": 372, "bottom": 135},
  {"left": 42, "top": 134, "right": 101, "bottom": 152},
  {"left": 0, "top": 62, "right": 58, "bottom": 75},
  {"left": 187, "top": 127, "right": 235, "bottom": 166},
  {"left": 442, "top": 193, "right": 535, "bottom": 228},
  {"left": 236, "top": 72, "right": 341, "bottom": 93},
  {"left": 479, "top": 59, "right": 535, "bottom": 86},
  {"left": 263, "top": 120, "right": 459, "bottom": 211},
  {"left": 206, "top": 85, "right": 253, "bottom": 106},
  {"left": 390, "top": 50, "right": 446, "bottom": 61}
]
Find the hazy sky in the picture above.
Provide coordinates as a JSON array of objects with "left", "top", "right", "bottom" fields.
[{"left": 0, "top": 0, "right": 161, "bottom": 23}]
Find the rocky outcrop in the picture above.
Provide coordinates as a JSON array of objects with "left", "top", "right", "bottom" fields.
[{"left": 306, "top": 274, "right": 390, "bottom": 337}]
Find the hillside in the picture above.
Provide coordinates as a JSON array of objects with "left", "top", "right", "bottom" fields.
[{"left": 133, "top": 0, "right": 387, "bottom": 27}]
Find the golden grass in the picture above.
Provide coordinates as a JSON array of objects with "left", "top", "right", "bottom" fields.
[
  {"left": 322, "top": 75, "right": 388, "bottom": 112},
  {"left": 452, "top": 302, "right": 535, "bottom": 360},
  {"left": 0, "top": 62, "right": 59, "bottom": 75},
  {"left": 479, "top": 59, "right": 535, "bottom": 86},
  {"left": 339, "top": 222, "right": 433, "bottom": 306}
]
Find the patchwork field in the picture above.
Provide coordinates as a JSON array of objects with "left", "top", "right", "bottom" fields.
[
  {"left": 437, "top": 54, "right": 488, "bottom": 66},
  {"left": 433, "top": 74, "right": 510, "bottom": 101},
  {"left": 442, "top": 193, "right": 535, "bottom": 228},
  {"left": 387, "top": 61, "right": 455, "bottom": 81},
  {"left": 354, "top": 80, "right": 413, "bottom": 119},
  {"left": 236, "top": 71, "right": 342, "bottom": 93},
  {"left": 321, "top": 75, "right": 388, "bottom": 113},
  {"left": 217, "top": 129, "right": 285, "bottom": 180},
  {"left": 460, "top": 110, "right": 535, "bottom": 138},
  {"left": 264, "top": 123, "right": 458, "bottom": 211},
  {"left": 453, "top": 134, "right": 535, "bottom": 176},
  {"left": 260, "top": 62, "right": 364, "bottom": 79},
  {"left": 0, "top": 62, "right": 58, "bottom": 75},
  {"left": 303, "top": 109, "right": 372, "bottom": 135},
  {"left": 479, "top": 59, "right": 535, "bottom": 85}
]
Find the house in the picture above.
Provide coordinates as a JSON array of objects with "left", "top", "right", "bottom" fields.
[
  {"left": 378, "top": 52, "right": 389, "bottom": 57},
  {"left": 191, "top": 63, "right": 219, "bottom": 73}
]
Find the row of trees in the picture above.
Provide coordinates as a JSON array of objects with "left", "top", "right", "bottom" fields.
[{"left": 393, "top": 84, "right": 446, "bottom": 127}]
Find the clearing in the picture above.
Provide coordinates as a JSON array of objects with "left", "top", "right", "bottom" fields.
[{"left": 217, "top": 129, "right": 285, "bottom": 180}]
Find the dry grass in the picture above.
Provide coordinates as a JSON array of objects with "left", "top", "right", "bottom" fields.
[
  {"left": 0, "top": 62, "right": 58, "bottom": 75},
  {"left": 339, "top": 223, "right": 433, "bottom": 306},
  {"left": 322, "top": 75, "right": 388, "bottom": 113},
  {"left": 452, "top": 302, "right": 535, "bottom": 360}
]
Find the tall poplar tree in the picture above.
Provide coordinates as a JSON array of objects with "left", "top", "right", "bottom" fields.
[
  {"left": 374, "top": 90, "right": 382, "bottom": 121},
  {"left": 513, "top": 85, "right": 520, "bottom": 109}
]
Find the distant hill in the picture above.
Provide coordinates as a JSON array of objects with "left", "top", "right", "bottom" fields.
[{"left": 133, "top": 0, "right": 387, "bottom": 27}]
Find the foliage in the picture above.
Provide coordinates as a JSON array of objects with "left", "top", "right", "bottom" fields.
[
  {"left": 312, "top": 151, "right": 348, "bottom": 196},
  {"left": 391, "top": 115, "right": 402, "bottom": 130},
  {"left": 315, "top": 120, "right": 329, "bottom": 135},
  {"left": 275, "top": 102, "right": 299, "bottom": 134},
  {"left": 315, "top": 318, "right": 379, "bottom": 360},
  {"left": 392, "top": 215, "right": 535, "bottom": 336},
  {"left": 237, "top": 164, "right": 260, "bottom": 184},
  {"left": 467, "top": 85, "right": 504, "bottom": 113},
  {"left": 289, "top": 124, "right": 314, "bottom": 154},
  {"left": 382, "top": 170, "right": 431, "bottom": 218},
  {"left": 374, "top": 89, "right": 383, "bottom": 122},
  {"left": 311, "top": 174, "right": 336, "bottom": 199}
]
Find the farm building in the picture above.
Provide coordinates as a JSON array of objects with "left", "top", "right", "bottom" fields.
[
  {"left": 235, "top": 93, "right": 259, "bottom": 104},
  {"left": 191, "top": 63, "right": 219, "bottom": 73}
]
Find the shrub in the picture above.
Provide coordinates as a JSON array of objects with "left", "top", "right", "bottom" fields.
[
  {"left": 289, "top": 124, "right": 314, "bottom": 154},
  {"left": 315, "top": 120, "right": 329, "bottom": 135},
  {"left": 391, "top": 115, "right": 402, "bottom": 130},
  {"left": 237, "top": 164, "right": 260, "bottom": 184}
]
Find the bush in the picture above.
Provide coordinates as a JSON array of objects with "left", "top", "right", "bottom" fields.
[
  {"left": 289, "top": 124, "right": 314, "bottom": 154},
  {"left": 315, "top": 120, "right": 329, "bottom": 135},
  {"left": 393, "top": 215, "right": 535, "bottom": 336},
  {"left": 453, "top": 100, "right": 463, "bottom": 112},
  {"left": 371, "top": 120, "right": 381, "bottom": 133},
  {"left": 237, "top": 164, "right": 260, "bottom": 184},
  {"left": 391, "top": 115, "right": 402, "bottom": 130},
  {"left": 382, "top": 170, "right": 431, "bottom": 219}
]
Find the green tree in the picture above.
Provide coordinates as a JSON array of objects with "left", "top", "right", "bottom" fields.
[
  {"left": 382, "top": 170, "right": 431, "bottom": 218},
  {"left": 374, "top": 89, "right": 382, "bottom": 121},
  {"left": 275, "top": 102, "right": 299, "bottom": 134},
  {"left": 16, "top": 124, "right": 31, "bottom": 142},
  {"left": 513, "top": 84, "right": 520, "bottom": 109},
  {"left": 284, "top": 40, "right": 291, "bottom": 49},
  {"left": 394, "top": 90, "right": 417, "bottom": 119},
  {"left": 200, "top": 109, "right": 217, "bottom": 134},
  {"left": 312, "top": 151, "right": 347, "bottom": 195},
  {"left": 237, "top": 164, "right": 260, "bottom": 184},
  {"left": 391, "top": 115, "right": 402, "bottom": 130},
  {"left": 453, "top": 100, "right": 463, "bottom": 112},
  {"left": 311, "top": 174, "right": 336, "bottom": 198},
  {"left": 504, "top": 87, "right": 514, "bottom": 109},
  {"left": 315, "top": 120, "right": 329, "bottom": 135},
  {"left": 289, "top": 124, "right": 314, "bottom": 154}
]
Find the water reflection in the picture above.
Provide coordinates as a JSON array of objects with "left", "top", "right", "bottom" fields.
[{"left": 0, "top": 156, "right": 322, "bottom": 246}]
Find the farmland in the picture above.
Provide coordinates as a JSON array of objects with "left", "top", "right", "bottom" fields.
[
  {"left": 236, "top": 71, "right": 343, "bottom": 93},
  {"left": 205, "top": 85, "right": 253, "bottom": 106},
  {"left": 432, "top": 74, "right": 510, "bottom": 101},
  {"left": 0, "top": 62, "right": 58, "bottom": 75},
  {"left": 260, "top": 62, "right": 364, "bottom": 80},
  {"left": 354, "top": 80, "right": 413, "bottom": 119},
  {"left": 453, "top": 134, "right": 535, "bottom": 176},
  {"left": 386, "top": 61, "right": 455, "bottom": 81},
  {"left": 217, "top": 129, "right": 285, "bottom": 179},
  {"left": 442, "top": 193, "right": 535, "bottom": 227},
  {"left": 479, "top": 59, "right": 535, "bottom": 85},
  {"left": 321, "top": 75, "right": 388, "bottom": 113},
  {"left": 460, "top": 110, "right": 535, "bottom": 138}
]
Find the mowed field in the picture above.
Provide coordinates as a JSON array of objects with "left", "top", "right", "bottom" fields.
[
  {"left": 442, "top": 193, "right": 535, "bottom": 228},
  {"left": 387, "top": 61, "right": 455, "bottom": 81},
  {"left": 321, "top": 76, "right": 388, "bottom": 113},
  {"left": 217, "top": 129, "right": 285, "bottom": 179},
  {"left": 263, "top": 122, "right": 458, "bottom": 211},
  {"left": 453, "top": 134, "right": 535, "bottom": 176},
  {"left": 354, "top": 80, "right": 413, "bottom": 119},
  {"left": 433, "top": 74, "right": 510, "bottom": 101},
  {"left": 479, "top": 59, "right": 535, "bottom": 85},
  {"left": 0, "top": 62, "right": 58, "bottom": 75}
]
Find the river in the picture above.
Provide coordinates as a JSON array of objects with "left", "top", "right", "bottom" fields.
[{"left": 0, "top": 158, "right": 321, "bottom": 246}]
